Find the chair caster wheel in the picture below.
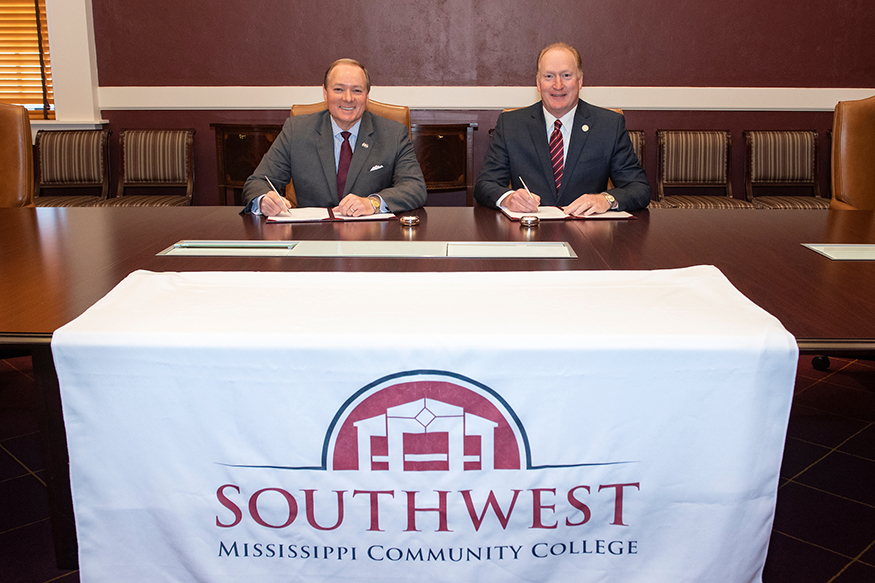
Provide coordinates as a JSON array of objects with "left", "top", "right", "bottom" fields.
[{"left": 812, "top": 355, "right": 830, "bottom": 371}]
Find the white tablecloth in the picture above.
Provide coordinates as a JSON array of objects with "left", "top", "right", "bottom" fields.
[{"left": 52, "top": 266, "right": 798, "bottom": 583}]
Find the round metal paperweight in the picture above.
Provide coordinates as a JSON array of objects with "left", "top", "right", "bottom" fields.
[
  {"left": 519, "top": 215, "right": 540, "bottom": 227},
  {"left": 399, "top": 215, "right": 420, "bottom": 227}
]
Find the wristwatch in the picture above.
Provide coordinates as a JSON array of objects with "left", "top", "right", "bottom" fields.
[
  {"left": 602, "top": 193, "right": 617, "bottom": 209},
  {"left": 367, "top": 195, "right": 381, "bottom": 213}
]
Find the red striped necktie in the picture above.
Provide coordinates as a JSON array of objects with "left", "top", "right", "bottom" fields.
[
  {"left": 336, "top": 131, "right": 352, "bottom": 201},
  {"left": 549, "top": 120, "right": 564, "bottom": 192}
]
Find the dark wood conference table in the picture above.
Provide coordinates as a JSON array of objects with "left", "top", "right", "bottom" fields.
[{"left": 2, "top": 205, "right": 875, "bottom": 568}]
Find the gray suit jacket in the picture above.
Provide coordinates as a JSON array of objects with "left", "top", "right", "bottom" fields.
[
  {"left": 474, "top": 100, "right": 650, "bottom": 211},
  {"left": 242, "top": 110, "right": 426, "bottom": 212}
]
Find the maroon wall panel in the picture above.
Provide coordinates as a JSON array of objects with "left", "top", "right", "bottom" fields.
[{"left": 92, "top": 0, "right": 875, "bottom": 88}]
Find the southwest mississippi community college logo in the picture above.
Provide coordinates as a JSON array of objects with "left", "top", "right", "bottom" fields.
[
  {"left": 215, "top": 370, "right": 641, "bottom": 562},
  {"left": 218, "top": 369, "right": 636, "bottom": 473},
  {"left": 329, "top": 371, "right": 525, "bottom": 472}
]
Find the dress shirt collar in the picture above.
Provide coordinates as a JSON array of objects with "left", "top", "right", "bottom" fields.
[
  {"left": 330, "top": 116, "right": 362, "bottom": 144},
  {"left": 543, "top": 104, "right": 577, "bottom": 162},
  {"left": 543, "top": 104, "right": 577, "bottom": 140},
  {"left": 330, "top": 116, "right": 363, "bottom": 169}
]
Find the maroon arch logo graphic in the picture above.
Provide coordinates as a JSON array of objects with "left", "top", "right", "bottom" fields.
[{"left": 328, "top": 372, "right": 524, "bottom": 472}]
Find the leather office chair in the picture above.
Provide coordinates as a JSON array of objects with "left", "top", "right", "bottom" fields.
[
  {"left": 500, "top": 106, "right": 625, "bottom": 120},
  {"left": 0, "top": 103, "right": 34, "bottom": 207},
  {"left": 291, "top": 99, "right": 412, "bottom": 136},
  {"left": 743, "top": 130, "right": 828, "bottom": 210},
  {"left": 283, "top": 99, "right": 412, "bottom": 206},
  {"left": 34, "top": 129, "right": 111, "bottom": 207},
  {"left": 811, "top": 96, "right": 875, "bottom": 370},
  {"left": 96, "top": 129, "right": 195, "bottom": 207},
  {"left": 657, "top": 130, "right": 754, "bottom": 209},
  {"left": 831, "top": 95, "right": 875, "bottom": 210}
]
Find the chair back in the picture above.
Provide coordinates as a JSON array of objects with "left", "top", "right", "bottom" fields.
[
  {"left": 0, "top": 103, "right": 34, "bottom": 207},
  {"left": 291, "top": 99, "right": 412, "bottom": 137},
  {"left": 118, "top": 129, "right": 195, "bottom": 201},
  {"left": 744, "top": 130, "right": 819, "bottom": 201},
  {"left": 831, "top": 95, "right": 875, "bottom": 210},
  {"left": 627, "top": 130, "right": 645, "bottom": 165},
  {"left": 35, "top": 129, "right": 111, "bottom": 202},
  {"left": 657, "top": 130, "right": 732, "bottom": 200}
]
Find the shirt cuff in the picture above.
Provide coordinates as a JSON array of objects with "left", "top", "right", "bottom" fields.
[
  {"left": 376, "top": 195, "right": 389, "bottom": 213},
  {"left": 496, "top": 190, "right": 515, "bottom": 208},
  {"left": 250, "top": 194, "right": 265, "bottom": 216}
]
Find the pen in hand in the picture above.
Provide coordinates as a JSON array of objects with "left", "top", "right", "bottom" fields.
[
  {"left": 518, "top": 177, "right": 539, "bottom": 211},
  {"left": 264, "top": 176, "right": 290, "bottom": 213}
]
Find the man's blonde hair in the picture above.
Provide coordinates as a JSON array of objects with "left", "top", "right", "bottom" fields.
[
  {"left": 323, "top": 58, "right": 371, "bottom": 92},
  {"left": 536, "top": 43, "right": 583, "bottom": 76}
]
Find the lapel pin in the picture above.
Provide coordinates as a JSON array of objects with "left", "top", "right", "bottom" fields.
[
  {"left": 582, "top": 125, "right": 590, "bottom": 132},
  {"left": 362, "top": 143, "right": 369, "bottom": 148}
]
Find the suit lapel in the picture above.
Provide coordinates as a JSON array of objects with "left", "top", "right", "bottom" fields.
[
  {"left": 560, "top": 100, "right": 591, "bottom": 203},
  {"left": 526, "top": 106, "right": 556, "bottom": 198},
  {"left": 315, "top": 111, "right": 339, "bottom": 200},
  {"left": 344, "top": 112, "right": 374, "bottom": 196}
]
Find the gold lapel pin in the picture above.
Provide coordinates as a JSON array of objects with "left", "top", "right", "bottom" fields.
[{"left": 582, "top": 125, "right": 590, "bottom": 132}]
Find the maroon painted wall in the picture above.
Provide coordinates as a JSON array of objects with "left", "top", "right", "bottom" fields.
[
  {"left": 92, "top": 0, "right": 875, "bottom": 88},
  {"left": 89, "top": 1, "right": 871, "bottom": 205}
]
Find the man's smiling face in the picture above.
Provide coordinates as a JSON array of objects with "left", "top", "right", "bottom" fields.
[
  {"left": 323, "top": 63, "right": 369, "bottom": 130},
  {"left": 536, "top": 47, "right": 583, "bottom": 119}
]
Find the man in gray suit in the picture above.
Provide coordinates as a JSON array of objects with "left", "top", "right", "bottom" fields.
[
  {"left": 475, "top": 43, "right": 650, "bottom": 216},
  {"left": 243, "top": 58, "right": 426, "bottom": 217}
]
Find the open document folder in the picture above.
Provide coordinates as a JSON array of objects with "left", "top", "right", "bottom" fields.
[
  {"left": 501, "top": 206, "right": 633, "bottom": 220},
  {"left": 267, "top": 207, "right": 397, "bottom": 223}
]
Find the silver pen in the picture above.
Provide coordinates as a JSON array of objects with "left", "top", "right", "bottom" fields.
[
  {"left": 264, "top": 176, "right": 289, "bottom": 213},
  {"left": 519, "top": 176, "right": 539, "bottom": 208}
]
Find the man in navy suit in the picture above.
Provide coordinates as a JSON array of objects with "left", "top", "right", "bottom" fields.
[
  {"left": 243, "top": 58, "right": 426, "bottom": 217},
  {"left": 475, "top": 43, "right": 650, "bottom": 215}
]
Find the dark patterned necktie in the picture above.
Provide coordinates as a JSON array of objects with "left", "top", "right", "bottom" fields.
[
  {"left": 549, "top": 120, "right": 563, "bottom": 191},
  {"left": 336, "top": 131, "right": 352, "bottom": 200}
]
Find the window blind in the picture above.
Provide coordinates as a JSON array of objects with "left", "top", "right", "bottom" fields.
[{"left": 0, "top": 0, "right": 53, "bottom": 119}]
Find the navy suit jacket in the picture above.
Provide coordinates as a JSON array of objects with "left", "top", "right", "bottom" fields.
[
  {"left": 475, "top": 100, "right": 650, "bottom": 211},
  {"left": 242, "top": 110, "right": 426, "bottom": 212}
]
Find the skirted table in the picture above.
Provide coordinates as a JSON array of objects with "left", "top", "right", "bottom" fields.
[{"left": 52, "top": 266, "right": 797, "bottom": 583}]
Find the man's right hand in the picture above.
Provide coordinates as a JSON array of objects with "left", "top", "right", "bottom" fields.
[
  {"left": 260, "top": 190, "right": 292, "bottom": 216},
  {"left": 504, "top": 188, "right": 540, "bottom": 213}
]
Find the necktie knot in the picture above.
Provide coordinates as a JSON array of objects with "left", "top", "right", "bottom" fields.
[
  {"left": 554, "top": 120, "right": 562, "bottom": 131},
  {"left": 341, "top": 131, "right": 351, "bottom": 143}
]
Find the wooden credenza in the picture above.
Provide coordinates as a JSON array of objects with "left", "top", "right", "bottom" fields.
[
  {"left": 211, "top": 123, "right": 282, "bottom": 206},
  {"left": 412, "top": 123, "right": 478, "bottom": 206}
]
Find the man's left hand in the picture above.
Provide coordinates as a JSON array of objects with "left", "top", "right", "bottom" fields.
[
  {"left": 564, "top": 193, "right": 612, "bottom": 217},
  {"left": 336, "top": 194, "right": 376, "bottom": 217}
]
